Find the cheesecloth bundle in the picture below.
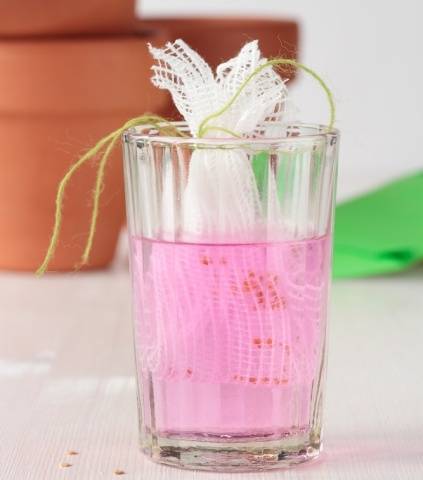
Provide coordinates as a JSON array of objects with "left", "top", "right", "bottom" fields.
[
  {"left": 133, "top": 40, "right": 326, "bottom": 389},
  {"left": 148, "top": 39, "right": 288, "bottom": 239}
]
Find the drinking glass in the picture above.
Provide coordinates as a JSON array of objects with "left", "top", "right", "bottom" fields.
[{"left": 122, "top": 122, "right": 339, "bottom": 472}]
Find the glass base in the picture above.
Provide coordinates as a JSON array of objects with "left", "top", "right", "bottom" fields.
[{"left": 141, "top": 431, "right": 321, "bottom": 472}]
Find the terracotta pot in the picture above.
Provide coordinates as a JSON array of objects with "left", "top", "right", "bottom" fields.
[
  {"left": 0, "top": 31, "right": 169, "bottom": 271},
  {"left": 0, "top": 0, "right": 138, "bottom": 36},
  {"left": 141, "top": 17, "right": 299, "bottom": 75}
]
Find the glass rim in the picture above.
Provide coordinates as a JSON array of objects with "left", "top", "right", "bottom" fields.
[{"left": 123, "top": 121, "right": 339, "bottom": 147}]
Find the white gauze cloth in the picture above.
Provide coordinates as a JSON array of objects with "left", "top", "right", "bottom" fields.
[{"left": 148, "top": 39, "right": 288, "bottom": 240}]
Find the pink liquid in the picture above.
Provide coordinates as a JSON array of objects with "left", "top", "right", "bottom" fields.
[{"left": 131, "top": 235, "right": 331, "bottom": 439}]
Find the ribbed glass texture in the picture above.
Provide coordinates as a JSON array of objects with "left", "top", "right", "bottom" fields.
[{"left": 123, "top": 123, "right": 339, "bottom": 472}]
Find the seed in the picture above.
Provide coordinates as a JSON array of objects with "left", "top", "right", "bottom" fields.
[
  {"left": 201, "top": 256, "right": 211, "bottom": 265},
  {"left": 253, "top": 337, "right": 261, "bottom": 345},
  {"left": 67, "top": 451, "right": 79, "bottom": 456},
  {"left": 114, "top": 470, "right": 126, "bottom": 475},
  {"left": 59, "top": 463, "right": 72, "bottom": 469}
]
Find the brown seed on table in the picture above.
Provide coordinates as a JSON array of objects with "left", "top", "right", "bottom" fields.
[
  {"left": 114, "top": 469, "right": 126, "bottom": 475},
  {"left": 67, "top": 450, "right": 79, "bottom": 456},
  {"left": 59, "top": 462, "right": 72, "bottom": 468}
]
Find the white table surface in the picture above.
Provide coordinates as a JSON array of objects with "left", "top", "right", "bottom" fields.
[{"left": 1, "top": 259, "right": 422, "bottom": 480}]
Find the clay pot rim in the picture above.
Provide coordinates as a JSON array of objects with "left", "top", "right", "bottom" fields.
[
  {"left": 141, "top": 16, "right": 299, "bottom": 30},
  {"left": 139, "top": 17, "right": 299, "bottom": 60},
  {"left": 0, "top": 27, "right": 170, "bottom": 114},
  {"left": 0, "top": 28, "right": 162, "bottom": 43}
]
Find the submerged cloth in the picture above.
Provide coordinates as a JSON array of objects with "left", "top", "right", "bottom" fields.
[{"left": 333, "top": 171, "right": 423, "bottom": 278}]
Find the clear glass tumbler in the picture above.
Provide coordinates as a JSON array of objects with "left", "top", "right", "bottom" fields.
[{"left": 123, "top": 122, "right": 339, "bottom": 472}]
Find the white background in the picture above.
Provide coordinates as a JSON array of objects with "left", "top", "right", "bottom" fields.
[{"left": 138, "top": 0, "right": 423, "bottom": 201}]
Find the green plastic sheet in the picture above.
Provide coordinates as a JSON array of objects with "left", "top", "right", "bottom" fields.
[{"left": 334, "top": 171, "right": 423, "bottom": 278}]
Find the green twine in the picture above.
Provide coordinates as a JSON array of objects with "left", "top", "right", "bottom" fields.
[
  {"left": 35, "top": 114, "right": 186, "bottom": 276},
  {"left": 197, "top": 59, "right": 335, "bottom": 137},
  {"left": 36, "top": 58, "right": 335, "bottom": 276}
]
